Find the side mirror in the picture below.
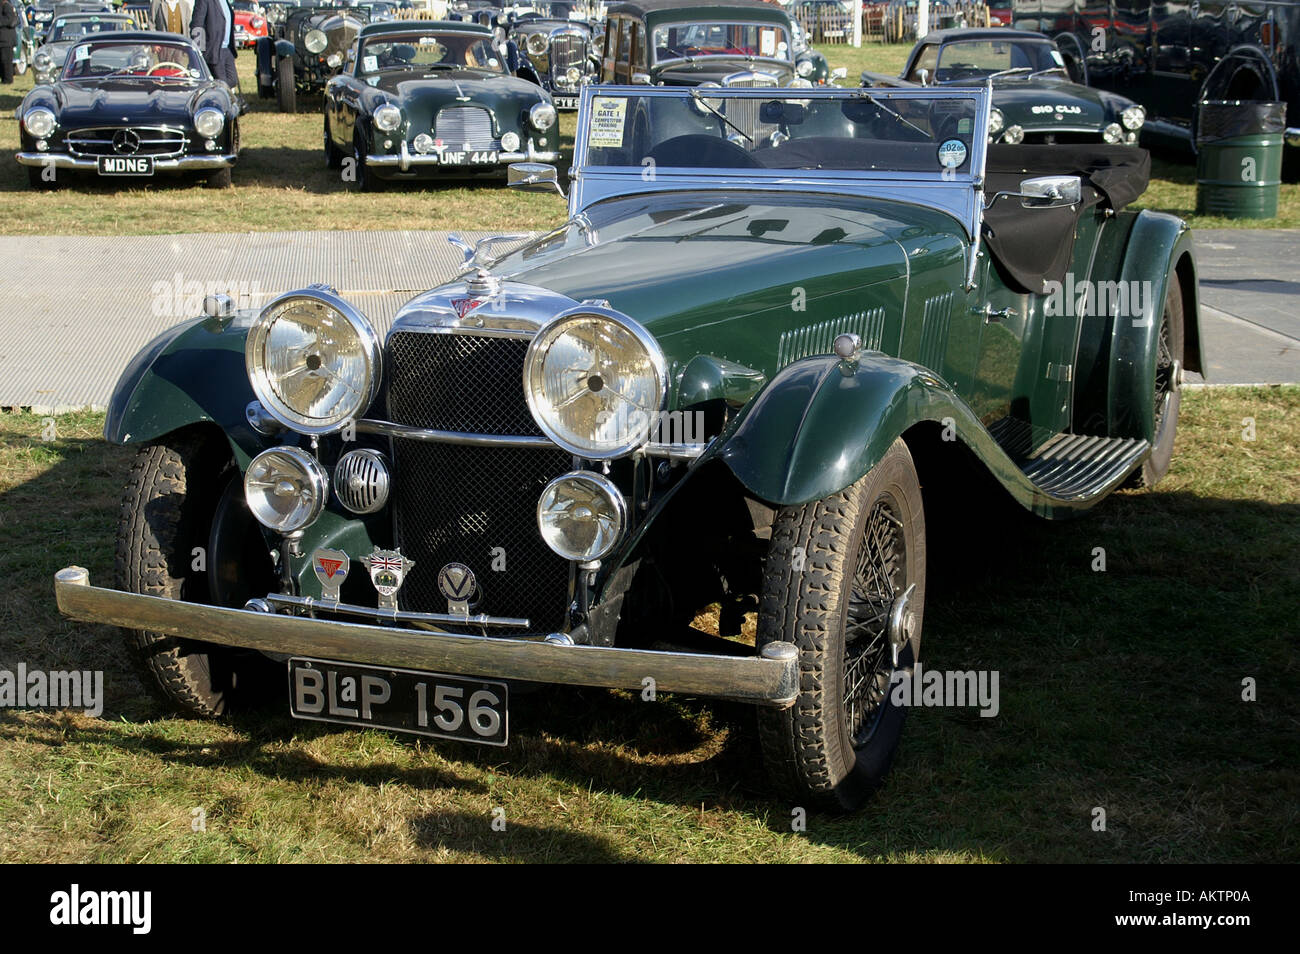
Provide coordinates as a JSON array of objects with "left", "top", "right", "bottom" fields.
[
  {"left": 830, "top": 66, "right": 847, "bottom": 80},
  {"left": 508, "top": 161, "right": 566, "bottom": 197},
  {"left": 1020, "top": 175, "right": 1082, "bottom": 207},
  {"left": 631, "top": 71, "right": 651, "bottom": 85},
  {"left": 916, "top": 67, "right": 929, "bottom": 86}
]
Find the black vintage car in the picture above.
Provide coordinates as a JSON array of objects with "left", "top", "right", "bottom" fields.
[
  {"left": 324, "top": 21, "right": 560, "bottom": 188},
  {"left": 864, "top": 28, "right": 1147, "bottom": 146},
  {"left": 256, "top": 4, "right": 367, "bottom": 112},
  {"left": 1012, "top": 0, "right": 1300, "bottom": 152},
  {"left": 509, "top": 11, "right": 600, "bottom": 109},
  {"left": 15, "top": 30, "right": 241, "bottom": 189}
]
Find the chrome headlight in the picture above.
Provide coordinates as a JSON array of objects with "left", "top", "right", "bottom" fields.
[
  {"left": 796, "top": 58, "right": 813, "bottom": 77},
  {"left": 374, "top": 103, "right": 401, "bottom": 132},
  {"left": 1002, "top": 124, "right": 1024, "bottom": 144},
  {"left": 988, "top": 107, "right": 1004, "bottom": 136},
  {"left": 194, "top": 108, "right": 224, "bottom": 138},
  {"left": 538, "top": 471, "right": 627, "bottom": 562},
  {"left": 244, "top": 446, "right": 328, "bottom": 532},
  {"left": 529, "top": 101, "right": 557, "bottom": 130},
  {"left": 245, "top": 288, "right": 382, "bottom": 435},
  {"left": 34, "top": 50, "right": 52, "bottom": 70},
  {"left": 23, "top": 106, "right": 56, "bottom": 137},
  {"left": 565, "top": 65, "right": 581, "bottom": 84},
  {"left": 1121, "top": 104, "right": 1145, "bottom": 130},
  {"left": 327, "top": 51, "right": 343, "bottom": 68},
  {"left": 524, "top": 307, "right": 666, "bottom": 459},
  {"left": 526, "top": 32, "right": 548, "bottom": 56},
  {"left": 1103, "top": 121, "right": 1123, "bottom": 143},
  {"left": 305, "top": 28, "right": 328, "bottom": 54}
]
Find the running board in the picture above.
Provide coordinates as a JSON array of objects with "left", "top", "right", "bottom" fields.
[{"left": 1018, "top": 434, "right": 1150, "bottom": 500}]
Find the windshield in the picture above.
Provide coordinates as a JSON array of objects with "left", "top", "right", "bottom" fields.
[
  {"left": 358, "top": 32, "right": 506, "bottom": 74},
  {"left": 48, "top": 16, "right": 132, "bottom": 42},
  {"left": 582, "top": 89, "right": 981, "bottom": 176},
  {"left": 935, "top": 39, "right": 1063, "bottom": 80},
  {"left": 62, "top": 41, "right": 207, "bottom": 80},
  {"left": 652, "top": 21, "right": 791, "bottom": 64}
]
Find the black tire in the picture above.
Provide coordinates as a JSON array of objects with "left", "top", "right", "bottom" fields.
[
  {"left": 352, "top": 131, "right": 382, "bottom": 191},
  {"left": 1130, "top": 278, "right": 1185, "bottom": 488},
  {"left": 115, "top": 433, "right": 264, "bottom": 717},
  {"left": 324, "top": 113, "right": 343, "bottom": 169},
  {"left": 203, "top": 165, "right": 233, "bottom": 188},
  {"left": 27, "top": 165, "right": 59, "bottom": 190},
  {"left": 276, "top": 54, "right": 296, "bottom": 113},
  {"left": 757, "top": 438, "right": 926, "bottom": 812}
]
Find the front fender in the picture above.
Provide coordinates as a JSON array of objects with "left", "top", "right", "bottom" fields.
[
  {"left": 104, "top": 315, "right": 264, "bottom": 467},
  {"left": 1108, "top": 211, "right": 1200, "bottom": 441}
]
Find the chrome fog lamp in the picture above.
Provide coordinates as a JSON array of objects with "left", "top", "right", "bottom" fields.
[
  {"left": 537, "top": 471, "right": 627, "bottom": 562},
  {"left": 1103, "top": 122, "right": 1123, "bottom": 143},
  {"left": 526, "top": 32, "right": 548, "bottom": 56},
  {"left": 796, "top": 58, "right": 813, "bottom": 77},
  {"left": 305, "top": 28, "right": 328, "bottom": 54},
  {"left": 1121, "top": 104, "right": 1145, "bottom": 130},
  {"left": 413, "top": 132, "right": 434, "bottom": 154},
  {"left": 565, "top": 65, "right": 581, "bottom": 84},
  {"left": 524, "top": 306, "right": 666, "bottom": 459},
  {"left": 245, "top": 288, "right": 382, "bottom": 435},
  {"left": 327, "top": 51, "right": 343, "bottom": 68},
  {"left": 500, "top": 130, "right": 520, "bottom": 152},
  {"left": 34, "top": 50, "right": 52, "bottom": 71},
  {"left": 23, "top": 106, "right": 56, "bottom": 138},
  {"left": 374, "top": 103, "right": 401, "bottom": 132},
  {"left": 1002, "top": 124, "right": 1024, "bottom": 144},
  {"left": 529, "top": 101, "right": 557, "bottom": 130},
  {"left": 194, "top": 107, "right": 225, "bottom": 138},
  {"left": 988, "top": 107, "right": 1004, "bottom": 137},
  {"left": 244, "top": 446, "right": 328, "bottom": 532}
]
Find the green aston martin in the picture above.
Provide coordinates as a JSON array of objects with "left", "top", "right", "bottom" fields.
[{"left": 55, "top": 84, "right": 1201, "bottom": 811}]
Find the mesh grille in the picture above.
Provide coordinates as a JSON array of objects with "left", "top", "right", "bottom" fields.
[
  {"left": 434, "top": 107, "right": 498, "bottom": 150},
  {"left": 386, "top": 331, "right": 571, "bottom": 632}
]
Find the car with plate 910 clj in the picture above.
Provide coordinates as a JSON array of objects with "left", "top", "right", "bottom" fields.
[
  {"left": 15, "top": 31, "right": 240, "bottom": 189},
  {"left": 55, "top": 83, "right": 1201, "bottom": 811}
]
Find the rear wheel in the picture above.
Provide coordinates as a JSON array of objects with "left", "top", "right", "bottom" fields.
[
  {"left": 757, "top": 438, "right": 926, "bottom": 812},
  {"left": 115, "top": 433, "right": 272, "bottom": 717},
  {"left": 1130, "top": 278, "right": 1185, "bottom": 488},
  {"left": 276, "top": 55, "right": 296, "bottom": 113},
  {"left": 324, "top": 113, "right": 344, "bottom": 169}
]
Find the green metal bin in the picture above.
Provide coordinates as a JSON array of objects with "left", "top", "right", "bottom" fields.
[{"left": 1196, "top": 100, "right": 1285, "bottom": 219}]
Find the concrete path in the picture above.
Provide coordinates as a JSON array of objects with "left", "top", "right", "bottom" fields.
[{"left": 0, "top": 227, "right": 1294, "bottom": 412}]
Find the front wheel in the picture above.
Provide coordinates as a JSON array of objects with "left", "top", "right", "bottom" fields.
[
  {"left": 757, "top": 438, "right": 926, "bottom": 812},
  {"left": 1130, "top": 278, "right": 1185, "bottom": 488},
  {"left": 276, "top": 54, "right": 296, "bottom": 113}
]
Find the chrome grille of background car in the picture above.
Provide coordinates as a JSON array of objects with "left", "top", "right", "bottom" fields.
[
  {"left": 385, "top": 332, "right": 572, "bottom": 633},
  {"left": 64, "top": 126, "right": 188, "bottom": 159},
  {"left": 548, "top": 34, "right": 586, "bottom": 88},
  {"left": 434, "top": 107, "right": 500, "bottom": 150},
  {"left": 721, "top": 75, "right": 779, "bottom": 143}
]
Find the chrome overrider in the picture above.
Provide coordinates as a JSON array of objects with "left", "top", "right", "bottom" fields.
[{"left": 54, "top": 567, "right": 801, "bottom": 707}]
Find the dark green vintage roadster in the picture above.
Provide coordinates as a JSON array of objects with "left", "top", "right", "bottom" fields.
[{"left": 55, "top": 84, "right": 1201, "bottom": 811}]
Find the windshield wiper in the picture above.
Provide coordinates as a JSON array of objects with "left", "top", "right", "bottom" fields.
[
  {"left": 986, "top": 67, "right": 1032, "bottom": 80},
  {"left": 1030, "top": 67, "right": 1068, "bottom": 78},
  {"left": 855, "top": 90, "right": 930, "bottom": 140},
  {"left": 689, "top": 87, "right": 751, "bottom": 144}
]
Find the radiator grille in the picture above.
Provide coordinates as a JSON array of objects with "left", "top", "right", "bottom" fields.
[
  {"left": 386, "top": 331, "right": 571, "bottom": 631},
  {"left": 434, "top": 107, "right": 499, "bottom": 150},
  {"left": 65, "top": 126, "right": 188, "bottom": 158},
  {"left": 720, "top": 74, "right": 778, "bottom": 143},
  {"left": 549, "top": 33, "right": 587, "bottom": 76}
]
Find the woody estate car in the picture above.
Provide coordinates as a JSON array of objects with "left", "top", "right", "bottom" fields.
[
  {"left": 323, "top": 21, "right": 560, "bottom": 187},
  {"left": 256, "top": 4, "right": 367, "bottom": 112},
  {"left": 54, "top": 84, "right": 1202, "bottom": 810},
  {"left": 16, "top": 31, "right": 241, "bottom": 189},
  {"left": 863, "top": 28, "right": 1147, "bottom": 145}
]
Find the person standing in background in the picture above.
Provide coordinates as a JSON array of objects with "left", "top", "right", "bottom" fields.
[
  {"left": 190, "top": 0, "right": 244, "bottom": 111},
  {"left": 151, "top": 0, "right": 195, "bottom": 35},
  {"left": 0, "top": 0, "right": 18, "bottom": 85}
]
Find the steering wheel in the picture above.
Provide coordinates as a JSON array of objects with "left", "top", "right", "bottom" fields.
[{"left": 149, "top": 61, "right": 189, "bottom": 75}]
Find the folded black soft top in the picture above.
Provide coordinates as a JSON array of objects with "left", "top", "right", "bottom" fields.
[{"left": 981, "top": 144, "right": 1151, "bottom": 294}]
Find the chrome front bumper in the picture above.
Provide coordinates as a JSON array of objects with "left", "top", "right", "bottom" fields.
[
  {"left": 54, "top": 567, "right": 799, "bottom": 708},
  {"left": 15, "top": 153, "right": 236, "bottom": 171},
  {"left": 367, "top": 140, "right": 562, "bottom": 172}
]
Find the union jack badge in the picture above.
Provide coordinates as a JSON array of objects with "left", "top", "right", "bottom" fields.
[
  {"left": 366, "top": 547, "right": 414, "bottom": 611},
  {"left": 450, "top": 297, "right": 483, "bottom": 318},
  {"left": 312, "top": 548, "right": 350, "bottom": 603}
]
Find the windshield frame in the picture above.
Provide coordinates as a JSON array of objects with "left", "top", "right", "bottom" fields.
[
  {"left": 354, "top": 29, "right": 506, "bottom": 76},
  {"left": 651, "top": 19, "right": 794, "bottom": 68},
  {"left": 570, "top": 84, "right": 991, "bottom": 242},
  {"left": 934, "top": 38, "right": 1062, "bottom": 79},
  {"left": 47, "top": 16, "right": 135, "bottom": 43},
  {"left": 59, "top": 39, "right": 211, "bottom": 82}
]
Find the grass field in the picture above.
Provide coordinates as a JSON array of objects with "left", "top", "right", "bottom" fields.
[
  {"left": 4, "top": 43, "right": 1299, "bottom": 233},
  {"left": 0, "top": 387, "right": 1296, "bottom": 863}
]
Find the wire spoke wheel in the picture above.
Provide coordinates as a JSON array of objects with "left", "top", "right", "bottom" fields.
[{"left": 843, "top": 495, "right": 905, "bottom": 746}]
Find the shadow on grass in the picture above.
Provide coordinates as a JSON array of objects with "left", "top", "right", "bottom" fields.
[{"left": 1, "top": 422, "right": 1297, "bottom": 861}]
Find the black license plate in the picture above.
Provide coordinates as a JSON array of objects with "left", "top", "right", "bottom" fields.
[
  {"left": 438, "top": 149, "right": 498, "bottom": 165},
  {"left": 554, "top": 97, "right": 578, "bottom": 109},
  {"left": 288, "top": 657, "right": 508, "bottom": 746},
  {"left": 98, "top": 156, "right": 154, "bottom": 176}
]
